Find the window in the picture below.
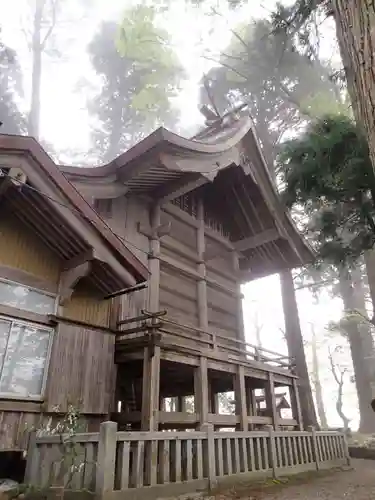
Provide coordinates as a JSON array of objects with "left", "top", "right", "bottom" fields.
[
  {"left": 0, "top": 318, "right": 53, "bottom": 398},
  {"left": 0, "top": 279, "right": 56, "bottom": 315},
  {"left": 0, "top": 278, "right": 56, "bottom": 399}
]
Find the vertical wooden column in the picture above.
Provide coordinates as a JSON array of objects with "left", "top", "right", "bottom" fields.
[
  {"left": 141, "top": 344, "right": 160, "bottom": 430},
  {"left": 197, "top": 198, "right": 208, "bottom": 329},
  {"left": 194, "top": 356, "right": 209, "bottom": 428},
  {"left": 265, "top": 372, "right": 279, "bottom": 430},
  {"left": 208, "top": 379, "right": 218, "bottom": 414},
  {"left": 232, "top": 251, "right": 245, "bottom": 343},
  {"left": 177, "top": 395, "right": 186, "bottom": 412},
  {"left": 141, "top": 203, "right": 161, "bottom": 431},
  {"left": 290, "top": 378, "right": 304, "bottom": 430},
  {"left": 148, "top": 204, "right": 161, "bottom": 312},
  {"left": 234, "top": 365, "right": 248, "bottom": 430},
  {"left": 247, "top": 386, "right": 257, "bottom": 430}
]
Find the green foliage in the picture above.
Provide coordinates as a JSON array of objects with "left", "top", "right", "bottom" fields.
[
  {"left": 88, "top": 4, "right": 184, "bottom": 162},
  {"left": 201, "top": 17, "right": 343, "bottom": 174},
  {"left": 279, "top": 114, "right": 375, "bottom": 264}
]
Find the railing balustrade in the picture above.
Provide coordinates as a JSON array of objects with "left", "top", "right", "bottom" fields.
[{"left": 25, "top": 423, "right": 350, "bottom": 499}]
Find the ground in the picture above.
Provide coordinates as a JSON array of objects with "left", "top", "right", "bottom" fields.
[{"left": 206, "top": 460, "right": 375, "bottom": 499}]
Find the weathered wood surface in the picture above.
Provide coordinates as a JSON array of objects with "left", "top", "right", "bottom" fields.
[
  {"left": 26, "top": 423, "right": 350, "bottom": 498},
  {"left": 0, "top": 212, "right": 61, "bottom": 284},
  {"left": 45, "top": 323, "right": 116, "bottom": 413}
]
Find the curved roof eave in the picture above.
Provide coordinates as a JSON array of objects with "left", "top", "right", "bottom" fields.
[
  {"left": 60, "top": 116, "right": 314, "bottom": 268},
  {"left": 61, "top": 117, "right": 254, "bottom": 181}
]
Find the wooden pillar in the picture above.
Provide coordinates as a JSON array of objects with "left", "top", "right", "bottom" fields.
[
  {"left": 197, "top": 198, "right": 208, "bottom": 329},
  {"left": 232, "top": 251, "right": 245, "bottom": 343},
  {"left": 177, "top": 395, "right": 186, "bottom": 412},
  {"left": 141, "top": 203, "right": 161, "bottom": 431},
  {"left": 265, "top": 372, "right": 278, "bottom": 430},
  {"left": 148, "top": 203, "right": 161, "bottom": 312},
  {"left": 234, "top": 365, "right": 248, "bottom": 430},
  {"left": 141, "top": 345, "right": 161, "bottom": 431},
  {"left": 247, "top": 386, "right": 257, "bottom": 430},
  {"left": 159, "top": 395, "right": 166, "bottom": 412},
  {"left": 290, "top": 378, "right": 304, "bottom": 430},
  {"left": 208, "top": 379, "right": 218, "bottom": 414},
  {"left": 194, "top": 356, "right": 209, "bottom": 428}
]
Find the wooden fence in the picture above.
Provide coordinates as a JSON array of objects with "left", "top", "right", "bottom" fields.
[{"left": 25, "top": 422, "right": 350, "bottom": 500}]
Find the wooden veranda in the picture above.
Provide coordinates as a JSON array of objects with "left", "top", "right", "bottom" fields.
[{"left": 113, "top": 311, "right": 303, "bottom": 432}]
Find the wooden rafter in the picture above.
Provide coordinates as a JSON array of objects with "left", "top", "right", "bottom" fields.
[
  {"left": 153, "top": 173, "right": 208, "bottom": 205},
  {"left": 233, "top": 228, "right": 280, "bottom": 251}
]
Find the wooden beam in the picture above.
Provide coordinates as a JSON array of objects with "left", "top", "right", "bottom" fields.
[
  {"left": 153, "top": 173, "right": 208, "bottom": 204},
  {"left": 233, "top": 228, "right": 280, "bottom": 251},
  {"left": 58, "top": 261, "right": 91, "bottom": 305},
  {"left": 62, "top": 248, "right": 96, "bottom": 271},
  {"left": 137, "top": 222, "right": 171, "bottom": 239}
]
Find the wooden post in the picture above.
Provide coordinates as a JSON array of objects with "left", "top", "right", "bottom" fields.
[
  {"left": 201, "top": 423, "right": 217, "bottom": 490},
  {"left": 266, "top": 426, "right": 277, "bottom": 478},
  {"left": 209, "top": 381, "right": 219, "bottom": 414},
  {"left": 141, "top": 345, "right": 161, "bottom": 431},
  {"left": 309, "top": 426, "right": 320, "bottom": 470},
  {"left": 141, "top": 203, "right": 162, "bottom": 431},
  {"left": 177, "top": 395, "right": 186, "bottom": 412},
  {"left": 148, "top": 203, "right": 161, "bottom": 312},
  {"left": 234, "top": 365, "right": 248, "bottom": 430},
  {"left": 24, "top": 430, "right": 38, "bottom": 484},
  {"left": 197, "top": 198, "right": 208, "bottom": 329},
  {"left": 265, "top": 372, "right": 279, "bottom": 430},
  {"left": 291, "top": 378, "right": 304, "bottom": 430},
  {"left": 232, "top": 251, "right": 245, "bottom": 343},
  {"left": 195, "top": 356, "right": 209, "bottom": 428},
  {"left": 96, "top": 421, "right": 118, "bottom": 498}
]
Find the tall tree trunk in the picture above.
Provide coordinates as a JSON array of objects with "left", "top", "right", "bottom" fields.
[
  {"left": 280, "top": 269, "right": 317, "bottom": 429},
  {"left": 338, "top": 266, "right": 375, "bottom": 433},
  {"left": 332, "top": 1, "right": 375, "bottom": 172},
  {"left": 364, "top": 250, "right": 375, "bottom": 320},
  {"left": 29, "top": 0, "right": 44, "bottom": 138},
  {"left": 310, "top": 325, "right": 328, "bottom": 428}
]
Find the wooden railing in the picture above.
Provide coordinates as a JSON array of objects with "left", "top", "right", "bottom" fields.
[
  {"left": 25, "top": 422, "right": 350, "bottom": 499},
  {"left": 117, "top": 311, "right": 294, "bottom": 371}
]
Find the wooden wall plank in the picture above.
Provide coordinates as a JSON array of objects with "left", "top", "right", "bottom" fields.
[{"left": 45, "top": 323, "right": 116, "bottom": 414}]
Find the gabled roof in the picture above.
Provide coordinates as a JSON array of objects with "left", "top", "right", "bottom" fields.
[
  {"left": 0, "top": 134, "right": 148, "bottom": 295},
  {"left": 62, "top": 115, "right": 314, "bottom": 279},
  {"left": 256, "top": 393, "right": 290, "bottom": 410}
]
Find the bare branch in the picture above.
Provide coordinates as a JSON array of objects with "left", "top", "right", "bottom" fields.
[{"left": 41, "top": 0, "right": 58, "bottom": 49}]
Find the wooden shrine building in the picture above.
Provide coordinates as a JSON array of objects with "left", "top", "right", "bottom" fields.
[
  {"left": 62, "top": 112, "right": 313, "bottom": 433},
  {"left": 0, "top": 112, "right": 313, "bottom": 450}
]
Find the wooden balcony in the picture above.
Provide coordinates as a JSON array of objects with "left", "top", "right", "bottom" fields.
[{"left": 115, "top": 311, "right": 295, "bottom": 380}]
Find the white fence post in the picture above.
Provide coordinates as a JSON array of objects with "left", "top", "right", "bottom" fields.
[{"left": 96, "top": 421, "right": 118, "bottom": 499}]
